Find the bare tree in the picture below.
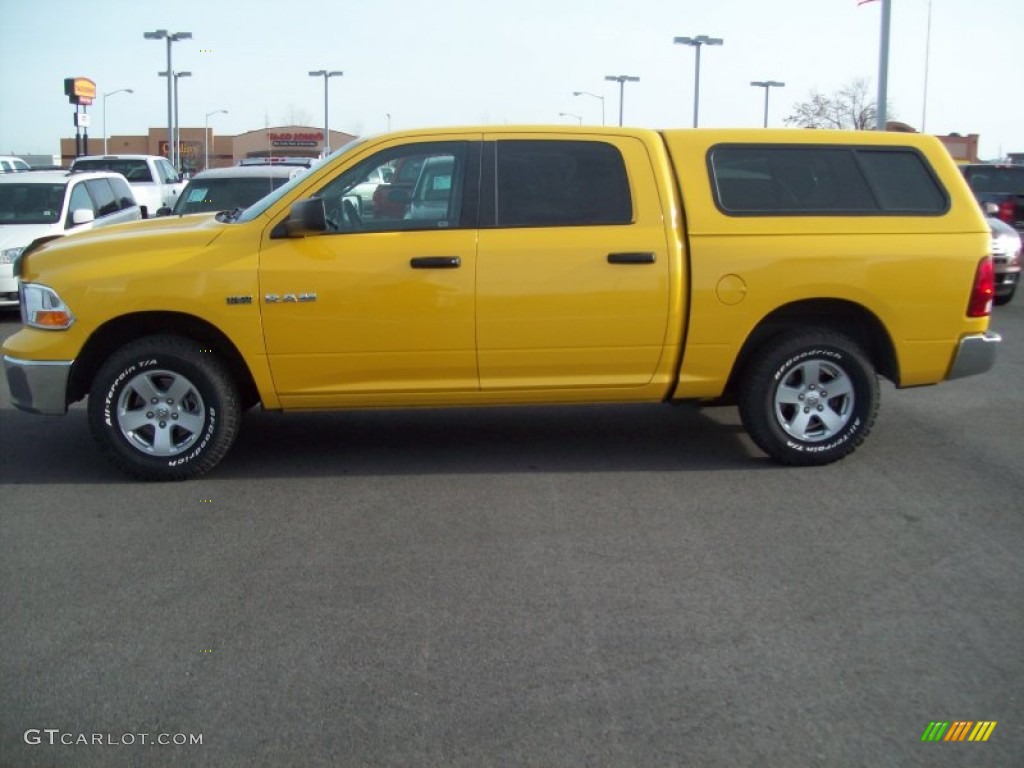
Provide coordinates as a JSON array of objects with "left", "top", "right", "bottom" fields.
[{"left": 784, "top": 79, "right": 890, "bottom": 130}]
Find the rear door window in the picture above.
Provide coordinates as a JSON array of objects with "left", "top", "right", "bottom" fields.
[{"left": 493, "top": 140, "right": 633, "bottom": 227}]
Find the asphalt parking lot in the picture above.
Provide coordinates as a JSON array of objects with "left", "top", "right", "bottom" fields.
[{"left": 1, "top": 305, "right": 1022, "bottom": 767}]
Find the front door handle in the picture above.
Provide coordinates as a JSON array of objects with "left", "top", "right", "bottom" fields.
[
  {"left": 607, "top": 252, "right": 656, "bottom": 265},
  {"left": 410, "top": 256, "right": 461, "bottom": 269}
]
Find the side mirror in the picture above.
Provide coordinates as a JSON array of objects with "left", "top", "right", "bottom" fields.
[
  {"left": 276, "top": 198, "right": 327, "bottom": 238},
  {"left": 155, "top": 206, "right": 172, "bottom": 217},
  {"left": 70, "top": 208, "right": 95, "bottom": 226}
]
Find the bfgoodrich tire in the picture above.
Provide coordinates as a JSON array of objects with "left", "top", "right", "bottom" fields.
[
  {"left": 87, "top": 336, "right": 241, "bottom": 481},
  {"left": 738, "top": 331, "right": 879, "bottom": 466}
]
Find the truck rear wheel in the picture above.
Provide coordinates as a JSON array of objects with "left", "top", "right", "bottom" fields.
[
  {"left": 738, "top": 331, "right": 879, "bottom": 466},
  {"left": 87, "top": 336, "right": 240, "bottom": 481}
]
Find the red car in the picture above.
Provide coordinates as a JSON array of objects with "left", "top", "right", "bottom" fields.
[{"left": 371, "top": 155, "right": 427, "bottom": 219}]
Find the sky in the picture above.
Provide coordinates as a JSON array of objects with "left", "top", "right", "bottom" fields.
[{"left": 1, "top": 0, "right": 1021, "bottom": 160}]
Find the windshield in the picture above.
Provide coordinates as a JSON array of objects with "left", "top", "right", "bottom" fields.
[
  {"left": 72, "top": 158, "right": 153, "bottom": 182},
  {"left": 237, "top": 138, "right": 366, "bottom": 223},
  {"left": 0, "top": 182, "right": 66, "bottom": 224},
  {"left": 173, "top": 176, "right": 292, "bottom": 215},
  {"left": 965, "top": 167, "right": 1024, "bottom": 195}
]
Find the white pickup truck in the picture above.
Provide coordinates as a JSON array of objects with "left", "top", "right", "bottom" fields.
[{"left": 69, "top": 155, "right": 185, "bottom": 218}]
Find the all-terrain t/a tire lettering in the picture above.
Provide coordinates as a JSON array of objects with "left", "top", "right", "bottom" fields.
[
  {"left": 87, "top": 336, "right": 240, "bottom": 481},
  {"left": 738, "top": 331, "right": 879, "bottom": 466}
]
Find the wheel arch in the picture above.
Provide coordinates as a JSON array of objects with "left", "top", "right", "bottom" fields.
[
  {"left": 68, "top": 312, "right": 260, "bottom": 409},
  {"left": 724, "top": 299, "right": 899, "bottom": 401}
]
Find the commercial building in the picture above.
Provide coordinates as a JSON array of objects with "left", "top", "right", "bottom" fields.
[{"left": 59, "top": 125, "right": 357, "bottom": 173}]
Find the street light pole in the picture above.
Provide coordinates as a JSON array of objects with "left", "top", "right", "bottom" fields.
[
  {"left": 572, "top": 90, "right": 606, "bottom": 126},
  {"left": 673, "top": 35, "right": 723, "bottom": 128},
  {"left": 144, "top": 30, "right": 191, "bottom": 166},
  {"left": 750, "top": 81, "right": 785, "bottom": 128},
  {"left": 309, "top": 70, "right": 344, "bottom": 156},
  {"left": 160, "top": 71, "right": 191, "bottom": 171},
  {"left": 205, "top": 109, "right": 228, "bottom": 170},
  {"left": 558, "top": 112, "right": 583, "bottom": 125},
  {"left": 603, "top": 75, "right": 639, "bottom": 126},
  {"left": 102, "top": 88, "right": 133, "bottom": 154}
]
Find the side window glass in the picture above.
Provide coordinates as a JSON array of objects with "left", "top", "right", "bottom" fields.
[
  {"left": 312, "top": 141, "right": 468, "bottom": 233},
  {"left": 66, "top": 183, "right": 96, "bottom": 227},
  {"left": 857, "top": 150, "right": 948, "bottom": 212},
  {"left": 495, "top": 140, "right": 632, "bottom": 227},
  {"left": 108, "top": 176, "right": 137, "bottom": 209},
  {"left": 711, "top": 147, "right": 877, "bottom": 214},
  {"left": 86, "top": 179, "right": 120, "bottom": 218},
  {"left": 159, "top": 159, "right": 179, "bottom": 183},
  {"left": 710, "top": 145, "right": 949, "bottom": 215}
]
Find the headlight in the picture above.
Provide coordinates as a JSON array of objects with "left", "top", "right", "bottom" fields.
[
  {"left": 0, "top": 246, "right": 24, "bottom": 265},
  {"left": 20, "top": 283, "right": 75, "bottom": 330}
]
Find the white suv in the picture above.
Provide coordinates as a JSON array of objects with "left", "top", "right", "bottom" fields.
[
  {"left": 0, "top": 170, "right": 142, "bottom": 307},
  {"left": 0, "top": 156, "right": 31, "bottom": 173}
]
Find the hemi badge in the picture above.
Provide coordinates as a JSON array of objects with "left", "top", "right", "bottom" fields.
[
  {"left": 265, "top": 293, "right": 317, "bottom": 303},
  {"left": 226, "top": 296, "right": 253, "bottom": 305}
]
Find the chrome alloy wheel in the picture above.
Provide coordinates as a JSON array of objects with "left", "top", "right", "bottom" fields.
[
  {"left": 773, "top": 357, "right": 855, "bottom": 442},
  {"left": 115, "top": 369, "right": 206, "bottom": 456}
]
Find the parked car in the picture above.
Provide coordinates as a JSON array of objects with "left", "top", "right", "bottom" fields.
[
  {"left": 167, "top": 165, "right": 307, "bottom": 216},
  {"left": 0, "top": 156, "right": 31, "bottom": 173},
  {"left": 988, "top": 216, "right": 1021, "bottom": 305},
  {"left": 372, "top": 155, "right": 427, "bottom": 218},
  {"left": 345, "top": 166, "right": 391, "bottom": 217},
  {"left": 69, "top": 155, "right": 185, "bottom": 218},
  {"left": 961, "top": 164, "right": 1024, "bottom": 239},
  {"left": 406, "top": 156, "right": 455, "bottom": 221},
  {"left": 0, "top": 170, "right": 141, "bottom": 307}
]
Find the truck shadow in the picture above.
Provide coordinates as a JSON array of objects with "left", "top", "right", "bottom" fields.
[
  {"left": 219, "top": 402, "right": 765, "bottom": 478},
  {"left": 2, "top": 403, "right": 767, "bottom": 484}
]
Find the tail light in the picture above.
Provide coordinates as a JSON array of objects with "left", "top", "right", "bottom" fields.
[
  {"left": 996, "top": 200, "right": 1014, "bottom": 225},
  {"left": 967, "top": 257, "right": 994, "bottom": 317}
]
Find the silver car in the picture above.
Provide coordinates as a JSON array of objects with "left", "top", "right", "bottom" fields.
[{"left": 989, "top": 216, "right": 1021, "bottom": 305}]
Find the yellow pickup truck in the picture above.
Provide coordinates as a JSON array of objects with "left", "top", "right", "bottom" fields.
[{"left": 2, "top": 127, "right": 1001, "bottom": 480}]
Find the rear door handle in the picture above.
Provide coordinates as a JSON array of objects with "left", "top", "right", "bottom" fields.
[
  {"left": 410, "top": 256, "right": 461, "bottom": 269},
  {"left": 607, "top": 252, "right": 656, "bottom": 264}
]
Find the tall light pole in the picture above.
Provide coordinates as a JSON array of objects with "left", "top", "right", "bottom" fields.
[
  {"left": 309, "top": 70, "right": 343, "bottom": 156},
  {"left": 205, "top": 109, "right": 228, "bottom": 170},
  {"left": 673, "top": 35, "right": 723, "bottom": 128},
  {"left": 144, "top": 30, "right": 192, "bottom": 166},
  {"left": 160, "top": 70, "right": 191, "bottom": 171},
  {"left": 875, "top": 0, "right": 892, "bottom": 130},
  {"left": 102, "top": 88, "right": 133, "bottom": 154},
  {"left": 559, "top": 112, "right": 582, "bottom": 125},
  {"left": 750, "top": 81, "right": 785, "bottom": 128},
  {"left": 572, "top": 90, "right": 605, "bottom": 126},
  {"left": 603, "top": 75, "right": 639, "bottom": 126}
]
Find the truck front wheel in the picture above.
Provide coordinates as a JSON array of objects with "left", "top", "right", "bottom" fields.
[
  {"left": 87, "top": 336, "right": 241, "bottom": 481},
  {"left": 738, "top": 331, "right": 879, "bottom": 466}
]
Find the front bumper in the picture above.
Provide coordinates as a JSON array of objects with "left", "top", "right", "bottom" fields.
[
  {"left": 946, "top": 332, "right": 1002, "bottom": 381},
  {"left": 3, "top": 355, "right": 72, "bottom": 415}
]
